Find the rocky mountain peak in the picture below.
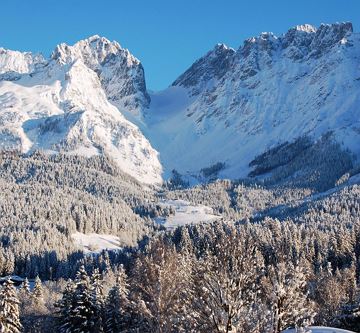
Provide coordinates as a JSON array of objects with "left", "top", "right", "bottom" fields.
[
  {"left": 172, "top": 43, "right": 235, "bottom": 94},
  {"left": 51, "top": 35, "right": 123, "bottom": 66},
  {"left": 294, "top": 24, "right": 317, "bottom": 33},
  {"left": 173, "top": 22, "right": 356, "bottom": 91},
  {"left": 51, "top": 35, "right": 150, "bottom": 110},
  {"left": 213, "top": 43, "right": 232, "bottom": 53},
  {"left": 281, "top": 22, "right": 353, "bottom": 58},
  {"left": 0, "top": 48, "right": 45, "bottom": 75},
  {"left": 309, "top": 22, "right": 353, "bottom": 55},
  {"left": 240, "top": 32, "right": 278, "bottom": 57}
]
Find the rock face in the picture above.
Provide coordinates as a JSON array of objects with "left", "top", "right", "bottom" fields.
[
  {"left": 0, "top": 36, "right": 161, "bottom": 184},
  {"left": 144, "top": 22, "right": 360, "bottom": 179}
]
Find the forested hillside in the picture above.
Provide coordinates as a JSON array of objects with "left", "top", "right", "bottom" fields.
[
  {"left": 0, "top": 151, "right": 162, "bottom": 279},
  {"left": 0, "top": 150, "right": 359, "bottom": 332}
]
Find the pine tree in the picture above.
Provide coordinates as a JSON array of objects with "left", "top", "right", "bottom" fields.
[
  {"left": 131, "top": 238, "right": 191, "bottom": 332},
  {"left": 19, "top": 278, "right": 30, "bottom": 296},
  {"left": 59, "top": 265, "right": 97, "bottom": 333},
  {"left": 32, "top": 276, "right": 44, "bottom": 304},
  {"left": 91, "top": 269, "right": 105, "bottom": 333},
  {"left": 56, "top": 280, "right": 76, "bottom": 333},
  {"left": 105, "top": 266, "right": 129, "bottom": 333},
  {"left": 175, "top": 226, "right": 193, "bottom": 254},
  {"left": 189, "top": 229, "right": 265, "bottom": 333},
  {"left": 18, "top": 277, "right": 32, "bottom": 317},
  {"left": 338, "top": 295, "right": 360, "bottom": 332},
  {"left": 0, "top": 278, "right": 22, "bottom": 333},
  {"left": 72, "top": 266, "right": 97, "bottom": 332},
  {"left": 266, "top": 262, "right": 316, "bottom": 332},
  {"left": 313, "top": 262, "right": 348, "bottom": 325}
]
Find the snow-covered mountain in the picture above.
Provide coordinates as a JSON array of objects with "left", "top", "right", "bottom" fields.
[
  {"left": 144, "top": 22, "right": 360, "bottom": 180},
  {"left": 0, "top": 48, "right": 45, "bottom": 75},
  {"left": 0, "top": 22, "right": 359, "bottom": 185},
  {"left": 51, "top": 35, "right": 150, "bottom": 113},
  {"left": 0, "top": 36, "right": 161, "bottom": 184}
]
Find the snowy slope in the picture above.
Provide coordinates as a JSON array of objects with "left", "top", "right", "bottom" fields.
[
  {"left": 144, "top": 22, "right": 360, "bottom": 179},
  {"left": 72, "top": 232, "right": 122, "bottom": 254},
  {"left": 0, "top": 36, "right": 162, "bottom": 184},
  {"left": 155, "top": 199, "right": 220, "bottom": 229}
]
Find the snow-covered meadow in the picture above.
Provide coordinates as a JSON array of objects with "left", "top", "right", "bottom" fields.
[
  {"left": 71, "top": 232, "right": 121, "bottom": 254},
  {"left": 154, "top": 199, "right": 220, "bottom": 229}
]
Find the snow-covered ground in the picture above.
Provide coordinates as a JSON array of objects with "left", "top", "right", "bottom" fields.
[
  {"left": 0, "top": 275, "right": 36, "bottom": 289},
  {"left": 71, "top": 232, "right": 121, "bottom": 254},
  {"left": 283, "top": 326, "right": 355, "bottom": 333},
  {"left": 154, "top": 199, "right": 220, "bottom": 229}
]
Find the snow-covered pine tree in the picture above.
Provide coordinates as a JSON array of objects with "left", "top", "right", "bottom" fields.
[
  {"left": 20, "top": 278, "right": 30, "bottom": 296},
  {"left": 313, "top": 262, "right": 347, "bottom": 325},
  {"left": 189, "top": 227, "right": 265, "bottom": 333},
  {"left": 56, "top": 280, "right": 75, "bottom": 333},
  {"left": 266, "top": 262, "right": 316, "bottom": 332},
  {"left": 314, "top": 262, "right": 358, "bottom": 329},
  {"left": 338, "top": 295, "right": 360, "bottom": 332},
  {"left": 91, "top": 269, "right": 105, "bottom": 333},
  {"left": 0, "top": 278, "right": 22, "bottom": 333},
  {"left": 173, "top": 226, "right": 194, "bottom": 254},
  {"left": 105, "top": 266, "right": 129, "bottom": 333},
  {"left": 18, "top": 277, "right": 32, "bottom": 316},
  {"left": 101, "top": 252, "right": 111, "bottom": 273},
  {"left": 32, "top": 276, "right": 44, "bottom": 303},
  {"left": 131, "top": 238, "right": 191, "bottom": 332},
  {"left": 69, "top": 265, "right": 97, "bottom": 333}
]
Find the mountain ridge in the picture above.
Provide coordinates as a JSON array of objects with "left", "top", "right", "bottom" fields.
[
  {"left": 144, "top": 21, "right": 360, "bottom": 183},
  {"left": 0, "top": 22, "right": 359, "bottom": 186}
]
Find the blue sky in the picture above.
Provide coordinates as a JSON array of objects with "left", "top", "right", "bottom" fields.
[{"left": 1, "top": 0, "right": 359, "bottom": 90}]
